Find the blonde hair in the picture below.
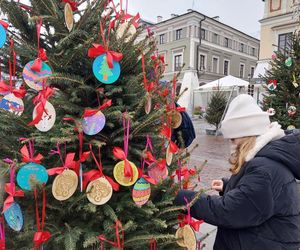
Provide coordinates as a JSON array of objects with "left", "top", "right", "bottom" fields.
[{"left": 229, "top": 136, "right": 256, "bottom": 175}]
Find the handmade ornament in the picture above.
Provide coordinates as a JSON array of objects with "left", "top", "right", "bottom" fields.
[
  {"left": 52, "top": 169, "right": 78, "bottom": 201},
  {"left": 0, "top": 93, "right": 24, "bottom": 116},
  {"left": 64, "top": 3, "right": 74, "bottom": 32},
  {"left": 3, "top": 202, "right": 23, "bottom": 232},
  {"left": 175, "top": 227, "right": 186, "bottom": 247},
  {"left": 147, "top": 162, "right": 168, "bottom": 182},
  {"left": 33, "top": 101, "right": 56, "bottom": 132},
  {"left": 166, "top": 144, "right": 173, "bottom": 166},
  {"left": 144, "top": 93, "right": 152, "bottom": 114},
  {"left": 116, "top": 21, "right": 136, "bottom": 43},
  {"left": 267, "top": 80, "right": 277, "bottom": 91},
  {"left": 287, "top": 125, "right": 296, "bottom": 130},
  {"left": 285, "top": 57, "right": 292, "bottom": 67},
  {"left": 182, "top": 225, "right": 197, "bottom": 250},
  {"left": 83, "top": 111, "right": 106, "bottom": 135},
  {"left": 113, "top": 160, "right": 138, "bottom": 186},
  {"left": 132, "top": 177, "right": 151, "bottom": 206},
  {"left": 168, "top": 109, "right": 182, "bottom": 129},
  {"left": 288, "top": 105, "right": 297, "bottom": 116},
  {"left": 86, "top": 177, "right": 113, "bottom": 205},
  {"left": 292, "top": 73, "right": 299, "bottom": 88},
  {"left": 267, "top": 108, "right": 276, "bottom": 116},
  {"left": 0, "top": 21, "right": 7, "bottom": 48},
  {"left": 22, "top": 60, "right": 52, "bottom": 91},
  {"left": 271, "top": 54, "right": 277, "bottom": 60}
]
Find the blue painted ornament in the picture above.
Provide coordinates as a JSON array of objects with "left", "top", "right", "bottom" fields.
[
  {"left": 92, "top": 54, "right": 120, "bottom": 84},
  {"left": 0, "top": 24, "right": 6, "bottom": 48},
  {"left": 4, "top": 202, "right": 23, "bottom": 231},
  {"left": 132, "top": 177, "right": 151, "bottom": 206},
  {"left": 16, "top": 162, "right": 48, "bottom": 191}
]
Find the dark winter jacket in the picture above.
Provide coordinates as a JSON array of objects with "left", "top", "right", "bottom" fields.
[{"left": 175, "top": 131, "right": 300, "bottom": 250}]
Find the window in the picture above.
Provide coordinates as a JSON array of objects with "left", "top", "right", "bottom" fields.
[
  {"left": 250, "top": 66, "right": 255, "bottom": 78},
  {"left": 239, "top": 64, "right": 245, "bottom": 78},
  {"left": 175, "top": 29, "right": 182, "bottom": 40},
  {"left": 159, "top": 34, "right": 165, "bottom": 44},
  {"left": 199, "top": 54, "right": 206, "bottom": 70},
  {"left": 239, "top": 43, "right": 244, "bottom": 52},
  {"left": 212, "top": 33, "right": 218, "bottom": 44},
  {"left": 224, "top": 37, "right": 229, "bottom": 48},
  {"left": 251, "top": 47, "right": 255, "bottom": 56},
  {"left": 174, "top": 54, "right": 182, "bottom": 71},
  {"left": 278, "top": 33, "right": 292, "bottom": 54},
  {"left": 224, "top": 60, "right": 230, "bottom": 75},
  {"left": 212, "top": 57, "right": 219, "bottom": 73},
  {"left": 200, "top": 28, "right": 206, "bottom": 40}
]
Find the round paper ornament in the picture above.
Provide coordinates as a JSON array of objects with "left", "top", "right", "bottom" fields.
[
  {"left": 166, "top": 144, "right": 173, "bottom": 166},
  {"left": 22, "top": 60, "right": 52, "bottom": 91},
  {"left": 271, "top": 54, "right": 277, "bottom": 60},
  {"left": 175, "top": 227, "right": 186, "bottom": 247},
  {"left": 287, "top": 125, "right": 296, "bottom": 130},
  {"left": 144, "top": 93, "right": 152, "bottom": 114},
  {"left": 285, "top": 57, "right": 292, "bottom": 67},
  {"left": 113, "top": 160, "right": 138, "bottom": 186},
  {"left": 3, "top": 202, "right": 23, "bottom": 232},
  {"left": 288, "top": 105, "right": 297, "bottom": 116},
  {"left": 0, "top": 93, "right": 24, "bottom": 116},
  {"left": 16, "top": 162, "right": 48, "bottom": 191},
  {"left": 182, "top": 225, "right": 197, "bottom": 250},
  {"left": 267, "top": 108, "right": 276, "bottom": 116},
  {"left": 267, "top": 81, "right": 277, "bottom": 91},
  {"left": 92, "top": 54, "right": 121, "bottom": 84},
  {"left": 116, "top": 21, "right": 136, "bottom": 43},
  {"left": 148, "top": 163, "right": 168, "bottom": 183},
  {"left": 52, "top": 169, "right": 78, "bottom": 201},
  {"left": 0, "top": 23, "right": 6, "bottom": 48},
  {"left": 132, "top": 177, "right": 151, "bottom": 206},
  {"left": 86, "top": 177, "right": 113, "bottom": 205},
  {"left": 64, "top": 3, "right": 74, "bottom": 32},
  {"left": 33, "top": 101, "right": 56, "bottom": 132},
  {"left": 168, "top": 110, "right": 182, "bottom": 129},
  {"left": 82, "top": 111, "right": 106, "bottom": 135}
]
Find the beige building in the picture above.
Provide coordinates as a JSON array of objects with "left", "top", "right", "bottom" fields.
[{"left": 255, "top": 0, "right": 300, "bottom": 78}]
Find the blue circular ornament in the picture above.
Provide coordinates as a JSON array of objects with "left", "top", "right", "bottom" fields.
[
  {"left": 4, "top": 202, "right": 23, "bottom": 231},
  {"left": 92, "top": 54, "right": 121, "bottom": 84},
  {"left": 0, "top": 24, "right": 6, "bottom": 48},
  {"left": 17, "top": 162, "right": 48, "bottom": 190}
]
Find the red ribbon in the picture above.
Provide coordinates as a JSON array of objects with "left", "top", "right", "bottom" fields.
[
  {"left": 28, "top": 87, "right": 54, "bottom": 126},
  {"left": 83, "top": 99, "right": 112, "bottom": 117},
  {"left": 33, "top": 189, "right": 51, "bottom": 249},
  {"left": 178, "top": 214, "right": 203, "bottom": 232},
  {"left": 149, "top": 238, "right": 157, "bottom": 250},
  {"left": 0, "top": 217, "right": 5, "bottom": 250},
  {"left": 113, "top": 147, "right": 133, "bottom": 179},
  {"left": 268, "top": 79, "right": 277, "bottom": 87},
  {"left": 0, "top": 20, "right": 8, "bottom": 30},
  {"left": 137, "top": 168, "right": 157, "bottom": 185},
  {"left": 141, "top": 53, "right": 155, "bottom": 93},
  {"left": 160, "top": 124, "right": 179, "bottom": 153},
  {"left": 21, "top": 145, "right": 43, "bottom": 164},
  {"left": 0, "top": 81, "right": 26, "bottom": 98},
  {"left": 88, "top": 44, "right": 123, "bottom": 69},
  {"left": 47, "top": 152, "right": 77, "bottom": 176},
  {"left": 145, "top": 151, "right": 167, "bottom": 171},
  {"left": 110, "top": 12, "right": 140, "bottom": 30},
  {"left": 98, "top": 220, "right": 124, "bottom": 250},
  {"left": 2, "top": 183, "right": 24, "bottom": 214},
  {"left": 62, "top": 0, "right": 78, "bottom": 11}
]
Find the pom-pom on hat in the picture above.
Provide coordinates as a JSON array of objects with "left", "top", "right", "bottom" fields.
[{"left": 221, "top": 94, "right": 270, "bottom": 139}]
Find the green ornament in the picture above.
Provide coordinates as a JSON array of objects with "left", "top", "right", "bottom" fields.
[{"left": 285, "top": 57, "right": 292, "bottom": 67}]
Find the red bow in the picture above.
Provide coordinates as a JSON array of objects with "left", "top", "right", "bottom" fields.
[
  {"left": 28, "top": 87, "right": 54, "bottom": 126},
  {"left": 21, "top": 145, "right": 43, "bottom": 164},
  {"left": 178, "top": 214, "right": 203, "bottom": 232},
  {"left": 0, "top": 81, "right": 26, "bottom": 99},
  {"left": 31, "top": 48, "right": 48, "bottom": 72},
  {"left": 172, "top": 167, "right": 196, "bottom": 181},
  {"left": 2, "top": 183, "right": 24, "bottom": 213},
  {"left": 137, "top": 168, "right": 157, "bottom": 185},
  {"left": 88, "top": 44, "right": 123, "bottom": 69},
  {"left": 113, "top": 147, "right": 133, "bottom": 179},
  {"left": 268, "top": 79, "right": 277, "bottom": 86},
  {"left": 83, "top": 99, "right": 112, "bottom": 117},
  {"left": 83, "top": 170, "right": 119, "bottom": 191},
  {"left": 62, "top": 0, "right": 78, "bottom": 11},
  {"left": 0, "top": 20, "right": 8, "bottom": 30},
  {"left": 160, "top": 124, "right": 179, "bottom": 153},
  {"left": 33, "top": 231, "right": 51, "bottom": 249},
  {"left": 110, "top": 12, "right": 140, "bottom": 29},
  {"left": 145, "top": 151, "right": 166, "bottom": 171},
  {"left": 47, "top": 152, "right": 77, "bottom": 176},
  {"left": 98, "top": 220, "right": 124, "bottom": 250}
]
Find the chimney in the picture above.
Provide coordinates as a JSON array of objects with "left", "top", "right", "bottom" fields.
[
  {"left": 211, "top": 16, "right": 220, "bottom": 21},
  {"left": 171, "top": 13, "right": 179, "bottom": 18},
  {"left": 187, "top": 9, "right": 193, "bottom": 12},
  {"left": 157, "top": 16, "right": 163, "bottom": 23}
]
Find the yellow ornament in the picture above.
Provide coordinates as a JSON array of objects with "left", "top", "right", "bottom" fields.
[
  {"left": 113, "top": 160, "right": 138, "bottom": 186},
  {"left": 86, "top": 177, "right": 113, "bottom": 205}
]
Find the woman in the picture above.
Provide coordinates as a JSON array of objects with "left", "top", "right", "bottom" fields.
[{"left": 175, "top": 94, "right": 300, "bottom": 250}]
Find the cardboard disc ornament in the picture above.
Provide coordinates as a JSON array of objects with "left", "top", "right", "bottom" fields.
[
  {"left": 86, "top": 177, "right": 113, "bottom": 205},
  {"left": 267, "top": 108, "right": 276, "bottom": 116},
  {"left": 4, "top": 202, "right": 23, "bottom": 232},
  {"left": 0, "top": 23, "right": 6, "bottom": 48},
  {"left": 168, "top": 110, "right": 182, "bottom": 129},
  {"left": 33, "top": 101, "right": 56, "bottom": 132},
  {"left": 166, "top": 144, "right": 173, "bottom": 166},
  {"left": 288, "top": 105, "right": 297, "bottom": 116},
  {"left": 132, "top": 177, "right": 151, "bottom": 206},
  {"left": 175, "top": 227, "right": 186, "bottom": 247},
  {"left": 92, "top": 54, "right": 121, "bottom": 84},
  {"left": 144, "top": 93, "right": 152, "bottom": 114},
  {"left": 116, "top": 21, "right": 136, "bottom": 43},
  {"left": 64, "top": 3, "right": 74, "bottom": 32},
  {"left": 0, "top": 93, "right": 24, "bottom": 116},
  {"left": 16, "top": 162, "right": 48, "bottom": 191},
  {"left": 113, "top": 160, "right": 139, "bottom": 186},
  {"left": 22, "top": 60, "right": 52, "bottom": 91},
  {"left": 82, "top": 111, "right": 106, "bottom": 135},
  {"left": 182, "top": 225, "right": 197, "bottom": 250},
  {"left": 52, "top": 169, "right": 78, "bottom": 201},
  {"left": 285, "top": 57, "right": 292, "bottom": 67}
]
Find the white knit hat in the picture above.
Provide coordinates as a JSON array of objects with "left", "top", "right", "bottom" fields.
[{"left": 221, "top": 94, "right": 270, "bottom": 139}]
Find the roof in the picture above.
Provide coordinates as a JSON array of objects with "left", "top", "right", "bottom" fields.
[{"left": 198, "top": 75, "right": 249, "bottom": 90}]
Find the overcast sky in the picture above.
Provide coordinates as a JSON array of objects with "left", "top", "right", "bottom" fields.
[{"left": 128, "top": 0, "right": 265, "bottom": 39}]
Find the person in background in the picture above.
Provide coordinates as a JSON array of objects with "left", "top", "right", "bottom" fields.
[{"left": 175, "top": 94, "right": 300, "bottom": 250}]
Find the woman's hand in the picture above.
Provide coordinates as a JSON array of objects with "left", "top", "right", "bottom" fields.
[{"left": 211, "top": 179, "right": 224, "bottom": 192}]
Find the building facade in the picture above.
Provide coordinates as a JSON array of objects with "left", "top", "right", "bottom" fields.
[
  {"left": 149, "top": 10, "right": 259, "bottom": 85},
  {"left": 255, "top": 0, "right": 300, "bottom": 77}
]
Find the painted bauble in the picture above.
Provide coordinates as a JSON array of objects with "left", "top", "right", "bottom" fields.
[{"left": 132, "top": 178, "right": 151, "bottom": 206}]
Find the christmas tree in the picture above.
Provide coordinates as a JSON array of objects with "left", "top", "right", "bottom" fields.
[
  {"left": 263, "top": 32, "right": 300, "bottom": 130},
  {"left": 0, "top": 1, "right": 201, "bottom": 249}
]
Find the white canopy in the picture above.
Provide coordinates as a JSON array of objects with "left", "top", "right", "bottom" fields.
[{"left": 198, "top": 75, "right": 249, "bottom": 90}]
